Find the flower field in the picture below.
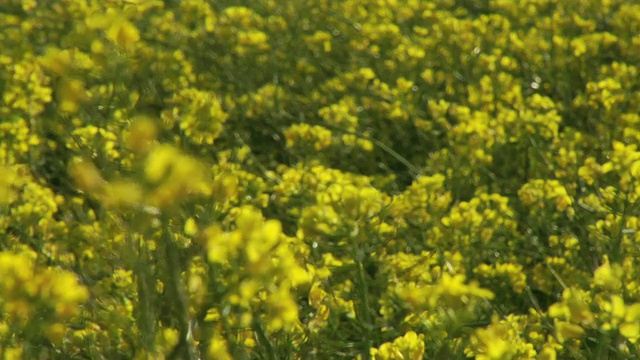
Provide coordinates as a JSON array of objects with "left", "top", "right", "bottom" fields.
[{"left": 2, "top": 0, "right": 640, "bottom": 358}]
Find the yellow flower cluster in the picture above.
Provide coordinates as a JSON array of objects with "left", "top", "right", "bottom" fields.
[
  {"left": 203, "top": 207, "right": 310, "bottom": 334},
  {"left": 162, "top": 88, "right": 229, "bottom": 146},
  {"left": 542, "top": 254, "right": 640, "bottom": 357},
  {"left": 474, "top": 262, "right": 527, "bottom": 294},
  {"left": 3, "top": 59, "right": 52, "bottom": 117},
  {"left": 466, "top": 315, "right": 538, "bottom": 360},
  {"left": 396, "top": 272, "right": 494, "bottom": 311},
  {"left": 5, "top": 0, "right": 640, "bottom": 358},
  {"left": 519, "top": 179, "right": 575, "bottom": 218},
  {"left": 284, "top": 123, "right": 333, "bottom": 152},
  {"left": 0, "top": 249, "right": 89, "bottom": 353},
  {"left": 370, "top": 331, "right": 425, "bottom": 360}
]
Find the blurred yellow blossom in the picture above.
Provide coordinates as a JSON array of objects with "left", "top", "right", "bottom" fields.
[
  {"left": 208, "top": 330, "right": 233, "bottom": 360},
  {"left": 57, "top": 79, "right": 87, "bottom": 113},
  {"left": 101, "top": 180, "right": 142, "bottom": 208},
  {"left": 548, "top": 288, "right": 594, "bottom": 325},
  {"left": 370, "top": 331, "right": 425, "bottom": 360},
  {"left": 593, "top": 256, "right": 623, "bottom": 291},
  {"left": 39, "top": 47, "right": 73, "bottom": 75},
  {"left": 106, "top": 18, "right": 140, "bottom": 49},
  {"left": 125, "top": 116, "right": 157, "bottom": 154},
  {"left": 68, "top": 158, "right": 105, "bottom": 194}
]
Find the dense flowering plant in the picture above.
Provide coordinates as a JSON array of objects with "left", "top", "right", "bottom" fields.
[{"left": 2, "top": 0, "right": 640, "bottom": 358}]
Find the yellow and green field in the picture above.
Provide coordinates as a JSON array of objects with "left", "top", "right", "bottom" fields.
[{"left": 2, "top": 0, "right": 640, "bottom": 358}]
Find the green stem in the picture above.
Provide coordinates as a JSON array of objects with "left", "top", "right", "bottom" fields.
[
  {"left": 132, "top": 229, "right": 157, "bottom": 352},
  {"left": 351, "top": 226, "right": 373, "bottom": 359},
  {"left": 254, "top": 318, "right": 277, "bottom": 360},
  {"left": 162, "top": 219, "right": 198, "bottom": 360}
]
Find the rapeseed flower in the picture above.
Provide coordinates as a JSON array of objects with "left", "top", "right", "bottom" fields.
[
  {"left": 124, "top": 116, "right": 157, "bottom": 154},
  {"left": 7, "top": 0, "right": 640, "bottom": 358},
  {"left": 106, "top": 18, "right": 140, "bottom": 49},
  {"left": 370, "top": 331, "right": 425, "bottom": 360},
  {"left": 57, "top": 78, "right": 88, "bottom": 114}
]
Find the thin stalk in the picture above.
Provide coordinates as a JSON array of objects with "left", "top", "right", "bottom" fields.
[
  {"left": 351, "top": 225, "right": 373, "bottom": 359},
  {"left": 162, "top": 219, "right": 198, "bottom": 360},
  {"left": 254, "top": 319, "right": 278, "bottom": 360}
]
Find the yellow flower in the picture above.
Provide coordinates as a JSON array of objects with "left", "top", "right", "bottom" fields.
[
  {"left": 359, "top": 67, "right": 376, "bottom": 80},
  {"left": 554, "top": 320, "right": 585, "bottom": 342},
  {"left": 284, "top": 123, "right": 333, "bottom": 151},
  {"left": 46, "top": 323, "right": 67, "bottom": 348},
  {"left": 211, "top": 173, "right": 239, "bottom": 203},
  {"left": 39, "top": 47, "right": 72, "bottom": 75},
  {"left": 305, "top": 31, "right": 332, "bottom": 53},
  {"left": 548, "top": 287, "right": 594, "bottom": 326},
  {"left": 208, "top": 331, "right": 233, "bottom": 360},
  {"left": 439, "top": 273, "right": 495, "bottom": 307},
  {"left": 125, "top": 116, "right": 157, "bottom": 154},
  {"left": 308, "top": 283, "right": 327, "bottom": 308},
  {"left": 0, "top": 165, "right": 21, "bottom": 205},
  {"left": 265, "top": 285, "right": 299, "bottom": 332},
  {"left": 57, "top": 78, "right": 88, "bottom": 114},
  {"left": 145, "top": 144, "right": 212, "bottom": 207},
  {"left": 205, "top": 224, "right": 240, "bottom": 264},
  {"left": 237, "top": 30, "right": 268, "bottom": 47},
  {"left": 106, "top": 18, "right": 140, "bottom": 49},
  {"left": 371, "top": 331, "right": 425, "bottom": 360},
  {"left": 184, "top": 217, "right": 198, "bottom": 236},
  {"left": 101, "top": 180, "right": 142, "bottom": 208},
  {"left": 621, "top": 303, "right": 640, "bottom": 342},
  {"left": 538, "top": 346, "right": 557, "bottom": 360},
  {"left": 3, "top": 347, "right": 23, "bottom": 360},
  {"left": 593, "top": 256, "right": 623, "bottom": 291},
  {"left": 470, "top": 328, "right": 512, "bottom": 359},
  {"left": 155, "top": 327, "right": 180, "bottom": 354},
  {"left": 68, "top": 158, "right": 105, "bottom": 194}
]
